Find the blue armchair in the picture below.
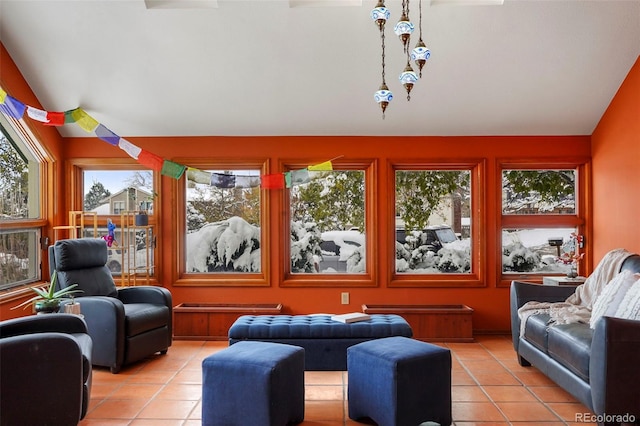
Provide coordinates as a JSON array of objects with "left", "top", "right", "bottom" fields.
[
  {"left": 49, "top": 238, "right": 172, "bottom": 373},
  {"left": 0, "top": 314, "right": 93, "bottom": 425}
]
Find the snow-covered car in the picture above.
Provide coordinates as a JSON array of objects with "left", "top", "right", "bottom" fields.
[
  {"left": 316, "top": 230, "right": 365, "bottom": 273},
  {"left": 396, "top": 225, "right": 458, "bottom": 252}
]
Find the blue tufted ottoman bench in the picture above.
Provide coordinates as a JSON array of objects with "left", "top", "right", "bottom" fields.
[
  {"left": 348, "top": 336, "right": 452, "bottom": 426},
  {"left": 202, "top": 341, "right": 305, "bottom": 426},
  {"left": 228, "top": 314, "right": 413, "bottom": 370}
]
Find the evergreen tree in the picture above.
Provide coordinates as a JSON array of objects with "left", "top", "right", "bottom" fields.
[
  {"left": 84, "top": 181, "right": 111, "bottom": 211},
  {"left": 0, "top": 135, "right": 28, "bottom": 218}
]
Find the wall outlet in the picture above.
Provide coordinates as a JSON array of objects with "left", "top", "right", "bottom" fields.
[{"left": 341, "top": 292, "right": 349, "bottom": 305}]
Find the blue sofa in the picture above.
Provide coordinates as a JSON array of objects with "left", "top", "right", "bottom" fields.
[{"left": 510, "top": 254, "right": 640, "bottom": 424}]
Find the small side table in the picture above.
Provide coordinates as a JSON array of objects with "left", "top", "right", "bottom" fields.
[{"left": 542, "top": 276, "right": 586, "bottom": 286}]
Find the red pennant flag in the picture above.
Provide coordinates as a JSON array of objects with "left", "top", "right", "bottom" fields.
[
  {"left": 44, "top": 111, "right": 65, "bottom": 126},
  {"left": 261, "top": 173, "right": 285, "bottom": 189},
  {"left": 137, "top": 149, "right": 164, "bottom": 171}
]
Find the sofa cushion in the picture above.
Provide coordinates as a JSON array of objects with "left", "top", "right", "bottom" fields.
[
  {"left": 124, "top": 303, "right": 170, "bottom": 337},
  {"left": 523, "top": 313, "right": 552, "bottom": 353},
  {"left": 590, "top": 270, "right": 637, "bottom": 329},
  {"left": 547, "top": 323, "right": 592, "bottom": 383}
]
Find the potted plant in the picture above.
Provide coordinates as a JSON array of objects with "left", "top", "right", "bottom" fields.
[
  {"left": 134, "top": 191, "right": 157, "bottom": 226},
  {"left": 12, "top": 270, "right": 83, "bottom": 314}
]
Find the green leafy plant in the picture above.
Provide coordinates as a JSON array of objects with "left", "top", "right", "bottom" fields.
[{"left": 12, "top": 270, "right": 83, "bottom": 311}]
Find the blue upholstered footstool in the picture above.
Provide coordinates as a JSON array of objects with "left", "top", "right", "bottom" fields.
[
  {"left": 347, "top": 336, "right": 452, "bottom": 426},
  {"left": 202, "top": 341, "right": 305, "bottom": 426}
]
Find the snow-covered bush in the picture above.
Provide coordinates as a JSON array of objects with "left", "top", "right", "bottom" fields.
[
  {"left": 502, "top": 242, "right": 540, "bottom": 272},
  {"left": 186, "top": 216, "right": 260, "bottom": 272},
  {"left": 290, "top": 221, "right": 322, "bottom": 273}
]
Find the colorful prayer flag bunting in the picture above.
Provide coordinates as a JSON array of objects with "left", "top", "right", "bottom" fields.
[
  {"left": 44, "top": 111, "right": 65, "bottom": 126},
  {"left": 235, "top": 175, "right": 260, "bottom": 188},
  {"left": 0, "top": 95, "right": 26, "bottom": 119},
  {"left": 118, "top": 138, "right": 142, "bottom": 159},
  {"left": 161, "top": 160, "right": 186, "bottom": 179},
  {"left": 137, "top": 149, "right": 164, "bottom": 171},
  {"left": 95, "top": 124, "right": 120, "bottom": 146},
  {"left": 0, "top": 89, "right": 343, "bottom": 191},
  {"left": 308, "top": 160, "right": 333, "bottom": 171},
  {"left": 70, "top": 108, "right": 99, "bottom": 133},
  {"left": 285, "top": 168, "right": 310, "bottom": 188},
  {"left": 261, "top": 173, "right": 285, "bottom": 189},
  {"left": 210, "top": 173, "right": 236, "bottom": 188},
  {"left": 186, "top": 168, "right": 212, "bottom": 185}
]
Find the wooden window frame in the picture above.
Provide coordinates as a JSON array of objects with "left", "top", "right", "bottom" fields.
[
  {"left": 497, "top": 157, "right": 591, "bottom": 288},
  {"left": 281, "top": 159, "right": 377, "bottom": 288},
  {"left": 67, "top": 158, "right": 161, "bottom": 285},
  {"left": 173, "top": 158, "right": 270, "bottom": 287},
  {"left": 388, "top": 159, "right": 486, "bottom": 288}
]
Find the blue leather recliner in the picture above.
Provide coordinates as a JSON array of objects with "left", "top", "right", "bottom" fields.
[{"left": 49, "top": 238, "right": 173, "bottom": 373}]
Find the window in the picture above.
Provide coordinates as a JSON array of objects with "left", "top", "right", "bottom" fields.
[
  {"left": 499, "top": 163, "right": 587, "bottom": 286},
  {"left": 283, "top": 160, "right": 376, "bottom": 287},
  {"left": 174, "top": 160, "right": 268, "bottom": 286},
  {"left": 67, "top": 160, "right": 158, "bottom": 282},
  {"left": 395, "top": 170, "right": 471, "bottom": 274},
  {"left": 290, "top": 169, "right": 366, "bottom": 274},
  {"left": 389, "top": 161, "right": 483, "bottom": 287},
  {"left": 0, "top": 114, "right": 48, "bottom": 290}
]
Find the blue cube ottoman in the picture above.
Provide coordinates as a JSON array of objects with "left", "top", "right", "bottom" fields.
[
  {"left": 202, "top": 341, "right": 305, "bottom": 426},
  {"left": 347, "top": 336, "right": 452, "bottom": 426}
]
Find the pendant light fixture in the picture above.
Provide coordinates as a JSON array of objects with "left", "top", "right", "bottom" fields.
[
  {"left": 371, "top": 1, "right": 393, "bottom": 118},
  {"left": 410, "top": 0, "right": 431, "bottom": 78}
]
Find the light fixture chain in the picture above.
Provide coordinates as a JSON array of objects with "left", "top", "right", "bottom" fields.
[{"left": 381, "top": 29, "right": 386, "bottom": 84}]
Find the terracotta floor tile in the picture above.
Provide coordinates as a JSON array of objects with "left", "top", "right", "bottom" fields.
[
  {"left": 460, "top": 359, "right": 508, "bottom": 373},
  {"left": 128, "top": 369, "right": 178, "bottom": 384},
  {"left": 109, "top": 383, "right": 163, "bottom": 399},
  {"left": 85, "top": 398, "right": 148, "bottom": 420},
  {"left": 482, "top": 385, "right": 537, "bottom": 402},
  {"left": 155, "top": 383, "right": 202, "bottom": 400},
  {"left": 470, "top": 371, "right": 521, "bottom": 386},
  {"left": 546, "top": 402, "right": 594, "bottom": 422},
  {"left": 88, "top": 383, "right": 120, "bottom": 399},
  {"left": 452, "top": 385, "right": 490, "bottom": 402},
  {"left": 528, "top": 385, "right": 580, "bottom": 403},
  {"left": 306, "top": 385, "right": 344, "bottom": 400},
  {"left": 136, "top": 399, "right": 198, "bottom": 419},
  {"left": 452, "top": 401, "right": 507, "bottom": 422},
  {"left": 453, "top": 422, "right": 510, "bottom": 426},
  {"left": 169, "top": 368, "right": 202, "bottom": 384},
  {"left": 512, "top": 370, "right": 558, "bottom": 386},
  {"left": 128, "top": 420, "right": 184, "bottom": 426},
  {"left": 496, "top": 401, "right": 561, "bottom": 422},
  {"left": 189, "top": 400, "right": 202, "bottom": 419},
  {"left": 452, "top": 369, "right": 477, "bottom": 385},
  {"left": 306, "top": 370, "right": 344, "bottom": 385},
  {"left": 78, "top": 420, "right": 131, "bottom": 425},
  {"left": 304, "top": 400, "right": 345, "bottom": 421}
]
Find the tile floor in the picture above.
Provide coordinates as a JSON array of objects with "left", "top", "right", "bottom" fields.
[{"left": 79, "top": 335, "right": 597, "bottom": 425}]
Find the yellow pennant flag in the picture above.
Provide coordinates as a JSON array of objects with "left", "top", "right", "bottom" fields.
[
  {"left": 0, "top": 87, "right": 6, "bottom": 103},
  {"left": 70, "top": 108, "right": 99, "bottom": 133},
  {"left": 308, "top": 160, "right": 333, "bottom": 171}
]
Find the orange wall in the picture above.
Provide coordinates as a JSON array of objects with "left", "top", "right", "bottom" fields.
[
  {"left": 591, "top": 56, "right": 640, "bottom": 259},
  {"left": 60, "top": 134, "right": 589, "bottom": 332}
]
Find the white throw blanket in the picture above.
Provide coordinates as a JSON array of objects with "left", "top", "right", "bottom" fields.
[{"left": 517, "top": 248, "right": 633, "bottom": 337}]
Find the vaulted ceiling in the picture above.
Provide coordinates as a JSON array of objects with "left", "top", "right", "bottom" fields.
[{"left": 1, "top": 0, "right": 638, "bottom": 138}]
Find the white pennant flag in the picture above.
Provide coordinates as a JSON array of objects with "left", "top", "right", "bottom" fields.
[
  {"left": 118, "top": 138, "right": 142, "bottom": 159},
  {"left": 26, "top": 106, "right": 49, "bottom": 123}
]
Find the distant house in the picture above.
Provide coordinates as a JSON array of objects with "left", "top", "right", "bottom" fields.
[{"left": 91, "top": 187, "right": 153, "bottom": 216}]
